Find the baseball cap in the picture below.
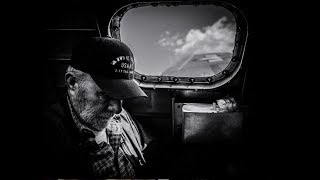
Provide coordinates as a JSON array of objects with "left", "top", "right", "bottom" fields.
[{"left": 70, "top": 37, "right": 147, "bottom": 99}]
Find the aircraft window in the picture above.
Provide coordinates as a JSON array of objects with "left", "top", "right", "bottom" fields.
[{"left": 109, "top": 1, "right": 247, "bottom": 89}]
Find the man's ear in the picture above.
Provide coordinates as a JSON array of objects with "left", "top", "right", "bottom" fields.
[{"left": 65, "top": 73, "right": 78, "bottom": 91}]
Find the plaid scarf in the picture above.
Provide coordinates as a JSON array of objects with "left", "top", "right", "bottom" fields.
[
  {"left": 82, "top": 133, "right": 135, "bottom": 178},
  {"left": 67, "top": 96, "right": 135, "bottom": 178}
]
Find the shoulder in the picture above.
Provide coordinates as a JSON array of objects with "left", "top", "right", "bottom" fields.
[
  {"left": 43, "top": 95, "right": 74, "bottom": 140},
  {"left": 120, "top": 108, "right": 131, "bottom": 119},
  {"left": 121, "top": 108, "right": 154, "bottom": 145}
]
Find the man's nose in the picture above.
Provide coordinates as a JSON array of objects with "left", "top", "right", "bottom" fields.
[{"left": 107, "top": 99, "right": 122, "bottom": 114}]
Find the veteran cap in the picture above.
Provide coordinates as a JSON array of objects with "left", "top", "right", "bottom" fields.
[{"left": 70, "top": 37, "right": 147, "bottom": 99}]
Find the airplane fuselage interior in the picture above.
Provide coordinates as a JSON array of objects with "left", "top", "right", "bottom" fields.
[{"left": 42, "top": 0, "right": 262, "bottom": 179}]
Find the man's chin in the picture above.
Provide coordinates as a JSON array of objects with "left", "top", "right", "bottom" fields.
[{"left": 92, "top": 116, "right": 113, "bottom": 131}]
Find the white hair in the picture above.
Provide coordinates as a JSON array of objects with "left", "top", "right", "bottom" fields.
[{"left": 66, "top": 65, "right": 90, "bottom": 83}]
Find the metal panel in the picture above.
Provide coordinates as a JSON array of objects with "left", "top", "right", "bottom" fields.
[
  {"left": 173, "top": 102, "right": 184, "bottom": 138},
  {"left": 183, "top": 112, "right": 243, "bottom": 144}
]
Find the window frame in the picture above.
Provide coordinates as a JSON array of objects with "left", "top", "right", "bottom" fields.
[{"left": 108, "top": 0, "right": 248, "bottom": 90}]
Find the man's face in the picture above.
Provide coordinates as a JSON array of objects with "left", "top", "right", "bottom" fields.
[{"left": 70, "top": 75, "right": 122, "bottom": 131}]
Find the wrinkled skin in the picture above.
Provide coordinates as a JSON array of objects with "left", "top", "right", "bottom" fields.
[{"left": 69, "top": 75, "right": 122, "bottom": 131}]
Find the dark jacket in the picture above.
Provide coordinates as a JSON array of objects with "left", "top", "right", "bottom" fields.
[{"left": 43, "top": 94, "right": 153, "bottom": 179}]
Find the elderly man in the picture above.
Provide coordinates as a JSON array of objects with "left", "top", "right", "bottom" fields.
[{"left": 44, "top": 37, "right": 152, "bottom": 178}]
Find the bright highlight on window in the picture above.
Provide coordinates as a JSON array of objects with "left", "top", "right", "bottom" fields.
[{"left": 120, "top": 5, "right": 236, "bottom": 77}]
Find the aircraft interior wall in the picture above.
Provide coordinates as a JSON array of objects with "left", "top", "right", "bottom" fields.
[{"left": 43, "top": 0, "right": 255, "bottom": 179}]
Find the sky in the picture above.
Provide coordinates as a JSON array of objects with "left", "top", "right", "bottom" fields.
[{"left": 120, "top": 5, "right": 236, "bottom": 76}]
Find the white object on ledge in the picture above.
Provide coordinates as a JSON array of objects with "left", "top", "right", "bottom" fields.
[{"left": 182, "top": 103, "right": 217, "bottom": 113}]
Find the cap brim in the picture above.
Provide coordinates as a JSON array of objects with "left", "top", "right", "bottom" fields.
[{"left": 92, "top": 76, "right": 147, "bottom": 99}]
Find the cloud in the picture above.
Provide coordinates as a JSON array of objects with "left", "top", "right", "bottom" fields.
[
  {"left": 158, "top": 33, "right": 182, "bottom": 47},
  {"left": 158, "top": 17, "right": 236, "bottom": 57}
]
